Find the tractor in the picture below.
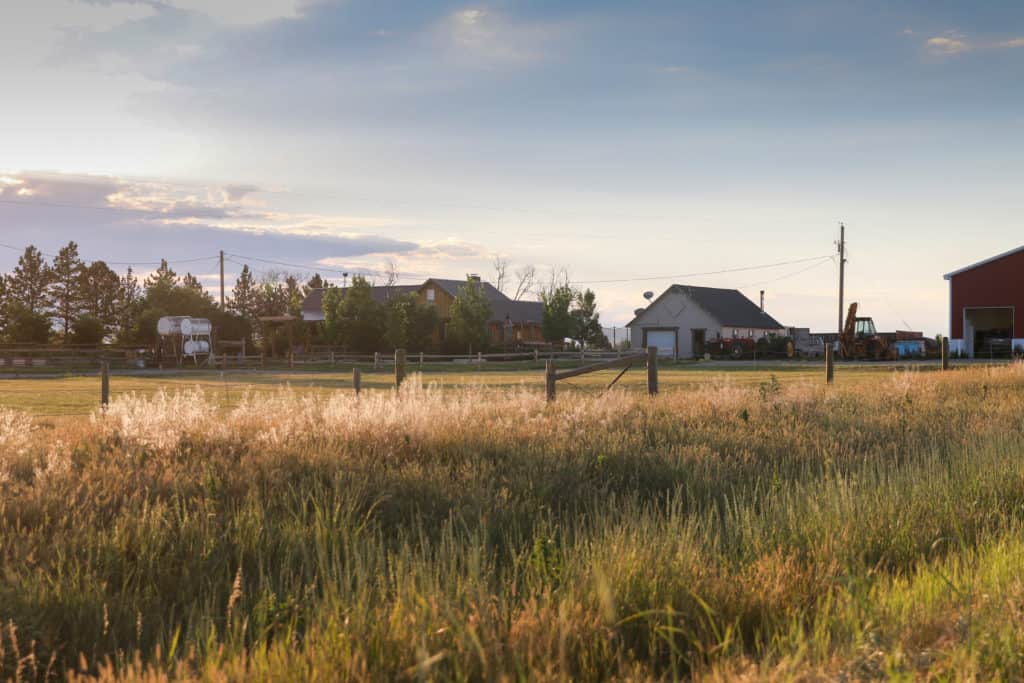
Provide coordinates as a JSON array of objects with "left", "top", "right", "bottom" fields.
[{"left": 839, "top": 302, "right": 896, "bottom": 360}]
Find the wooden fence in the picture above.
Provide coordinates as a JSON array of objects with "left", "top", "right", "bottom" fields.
[{"left": 545, "top": 347, "right": 658, "bottom": 401}]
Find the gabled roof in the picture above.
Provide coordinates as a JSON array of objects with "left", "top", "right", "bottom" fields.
[
  {"left": 943, "top": 244, "right": 1024, "bottom": 280},
  {"left": 302, "top": 285, "right": 420, "bottom": 321},
  {"left": 626, "top": 284, "right": 784, "bottom": 329},
  {"left": 423, "top": 278, "right": 544, "bottom": 323},
  {"left": 301, "top": 279, "right": 545, "bottom": 324}
]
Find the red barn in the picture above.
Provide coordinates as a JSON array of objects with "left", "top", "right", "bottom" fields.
[{"left": 944, "top": 245, "right": 1024, "bottom": 358}]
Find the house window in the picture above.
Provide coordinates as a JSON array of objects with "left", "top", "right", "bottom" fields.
[
  {"left": 732, "top": 329, "right": 738, "bottom": 338},
  {"left": 426, "top": 288, "right": 435, "bottom": 302},
  {"left": 748, "top": 330, "right": 753, "bottom": 338}
]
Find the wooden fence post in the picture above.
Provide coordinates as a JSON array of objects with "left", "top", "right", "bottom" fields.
[
  {"left": 646, "top": 346, "right": 658, "bottom": 396},
  {"left": 100, "top": 360, "right": 110, "bottom": 409},
  {"left": 374, "top": 352, "right": 380, "bottom": 369},
  {"left": 395, "top": 349, "right": 406, "bottom": 387},
  {"left": 545, "top": 359, "right": 556, "bottom": 402},
  {"left": 419, "top": 351, "right": 424, "bottom": 368},
  {"left": 288, "top": 351, "right": 294, "bottom": 369},
  {"left": 477, "top": 351, "right": 482, "bottom": 370},
  {"left": 825, "top": 344, "right": 835, "bottom": 384},
  {"left": 353, "top": 367, "right": 361, "bottom": 396},
  {"left": 534, "top": 349, "right": 539, "bottom": 362},
  {"left": 330, "top": 350, "right": 335, "bottom": 366},
  {"left": 941, "top": 336, "right": 949, "bottom": 371}
]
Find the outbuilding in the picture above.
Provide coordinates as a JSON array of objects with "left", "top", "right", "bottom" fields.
[
  {"left": 944, "top": 245, "right": 1024, "bottom": 358},
  {"left": 626, "top": 285, "right": 785, "bottom": 359}
]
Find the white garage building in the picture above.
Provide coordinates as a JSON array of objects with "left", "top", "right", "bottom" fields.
[{"left": 626, "top": 285, "right": 786, "bottom": 359}]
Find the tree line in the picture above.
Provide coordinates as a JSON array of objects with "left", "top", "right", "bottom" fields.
[{"left": 0, "top": 243, "right": 608, "bottom": 352}]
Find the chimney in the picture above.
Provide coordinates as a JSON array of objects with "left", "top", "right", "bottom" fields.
[
  {"left": 760, "top": 290, "right": 765, "bottom": 312},
  {"left": 467, "top": 273, "right": 481, "bottom": 283}
]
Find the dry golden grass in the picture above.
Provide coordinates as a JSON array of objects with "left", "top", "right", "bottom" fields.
[{"left": 3, "top": 364, "right": 1024, "bottom": 680}]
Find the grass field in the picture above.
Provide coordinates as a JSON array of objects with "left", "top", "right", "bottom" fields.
[
  {"left": 3, "top": 363, "right": 1024, "bottom": 680},
  {"left": 1, "top": 361, "right": 946, "bottom": 417}
]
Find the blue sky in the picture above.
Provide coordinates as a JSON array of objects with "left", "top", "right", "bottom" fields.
[{"left": 2, "top": 1, "right": 1023, "bottom": 332}]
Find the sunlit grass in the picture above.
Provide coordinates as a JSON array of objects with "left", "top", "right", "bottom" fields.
[{"left": 2, "top": 364, "right": 1024, "bottom": 679}]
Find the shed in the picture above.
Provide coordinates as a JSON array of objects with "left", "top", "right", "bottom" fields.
[{"left": 944, "top": 245, "right": 1024, "bottom": 358}]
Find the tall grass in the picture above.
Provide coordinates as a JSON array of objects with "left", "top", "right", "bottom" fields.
[{"left": 3, "top": 367, "right": 1024, "bottom": 680}]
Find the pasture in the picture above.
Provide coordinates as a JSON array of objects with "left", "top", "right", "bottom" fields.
[
  {"left": 2, "top": 361, "right": 943, "bottom": 417},
  {"left": 2, "top": 362, "right": 1024, "bottom": 680}
]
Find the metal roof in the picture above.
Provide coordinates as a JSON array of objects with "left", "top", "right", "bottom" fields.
[
  {"left": 626, "top": 284, "right": 785, "bottom": 329},
  {"left": 943, "top": 244, "right": 1024, "bottom": 280}
]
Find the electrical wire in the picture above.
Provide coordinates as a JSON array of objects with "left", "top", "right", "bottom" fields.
[
  {"left": 573, "top": 255, "right": 835, "bottom": 285},
  {"left": 737, "top": 256, "right": 835, "bottom": 289}
]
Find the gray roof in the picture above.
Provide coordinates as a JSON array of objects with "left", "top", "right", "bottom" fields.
[
  {"left": 424, "top": 278, "right": 544, "bottom": 323},
  {"left": 302, "top": 285, "right": 420, "bottom": 321},
  {"left": 627, "top": 285, "right": 784, "bottom": 329},
  {"left": 302, "top": 279, "right": 545, "bottom": 324}
]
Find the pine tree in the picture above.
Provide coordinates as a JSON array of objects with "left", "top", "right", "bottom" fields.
[
  {"left": 230, "top": 265, "right": 257, "bottom": 322},
  {"left": 182, "top": 272, "right": 205, "bottom": 294},
  {"left": 304, "top": 273, "right": 325, "bottom": 296},
  {"left": 117, "top": 267, "right": 141, "bottom": 341},
  {"left": 144, "top": 259, "right": 178, "bottom": 293},
  {"left": 5, "top": 245, "right": 52, "bottom": 316},
  {"left": 50, "top": 241, "right": 86, "bottom": 340},
  {"left": 78, "top": 261, "right": 122, "bottom": 333}
]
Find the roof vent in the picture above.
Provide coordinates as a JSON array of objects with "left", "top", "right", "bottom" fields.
[{"left": 634, "top": 308, "right": 646, "bottom": 317}]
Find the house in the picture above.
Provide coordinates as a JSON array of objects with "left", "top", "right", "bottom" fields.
[
  {"left": 301, "top": 276, "right": 546, "bottom": 348},
  {"left": 420, "top": 277, "right": 545, "bottom": 346},
  {"left": 944, "top": 245, "right": 1024, "bottom": 358},
  {"left": 626, "top": 285, "right": 786, "bottom": 359}
]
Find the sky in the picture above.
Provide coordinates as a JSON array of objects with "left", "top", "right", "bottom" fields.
[{"left": 2, "top": 0, "right": 1023, "bottom": 334}]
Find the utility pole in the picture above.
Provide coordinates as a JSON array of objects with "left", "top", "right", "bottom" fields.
[
  {"left": 219, "top": 250, "right": 225, "bottom": 309},
  {"left": 837, "top": 223, "right": 846, "bottom": 335}
]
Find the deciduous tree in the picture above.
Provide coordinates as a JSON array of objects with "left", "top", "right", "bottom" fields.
[{"left": 448, "top": 278, "right": 492, "bottom": 353}]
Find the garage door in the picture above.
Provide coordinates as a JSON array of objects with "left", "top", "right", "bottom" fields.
[{"left": 645, "top": 330, "right": 676, "bottom": 358}]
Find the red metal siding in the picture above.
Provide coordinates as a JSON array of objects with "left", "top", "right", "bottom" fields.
[{"left": 949, "top": 249, "right": 1024, "bottom": 338}]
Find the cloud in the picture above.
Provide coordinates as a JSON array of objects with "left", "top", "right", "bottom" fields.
[
  {"left": 222, "top": 183, "right": 261, "bottom": 201},
  {"left": 433, "top": 6, "right": 556, "bottom": 66},
  {"left": 923, "top": 31, "right": 1024, "bottom": 56},
  {"left": 0, "top": 171, "right": 421, "bottom": 279},
  {"left": 926, "top": 36, "right": 971, "bottom": 55}
]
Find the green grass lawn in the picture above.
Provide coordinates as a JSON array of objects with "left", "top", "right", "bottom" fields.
[{"left": 2, "top": 361, "right": 943, "bottom": 416}]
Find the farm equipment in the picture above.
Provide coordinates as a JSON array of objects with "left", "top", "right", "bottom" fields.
[{"left": 839, "top": 303, "right": 896, "bottom": 360}]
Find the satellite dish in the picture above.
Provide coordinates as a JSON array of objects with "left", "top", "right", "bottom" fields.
[{"left": 643, "top": 291, "right": 654, "bottom": 300}]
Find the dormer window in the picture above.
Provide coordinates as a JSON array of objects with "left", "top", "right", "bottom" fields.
[{"left": 426, "top": 288, "right": 435, "bottom": 302}]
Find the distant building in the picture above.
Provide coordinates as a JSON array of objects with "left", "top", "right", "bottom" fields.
[
  {"left": 301, "top": 276, "right": 545, "bottom": 347},
  {"left": 944, "top": 245, "right": 1024, "bottom": 357},
  {"left": 626, "top": 285, "right": 786, "bottom": 359}
]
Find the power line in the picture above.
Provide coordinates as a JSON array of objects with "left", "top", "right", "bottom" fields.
[
  {"left": 224, "top": 252, "right": 431, "bottom": 282},
  {"left": 573, "top": 255, "right": 835, "bottom": 285},
  {"left": 737, "top": 256, "right": 835, "bottom": 289},
  {"left": 0, "top": 240, "right": 218, "bottom": 267}
]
